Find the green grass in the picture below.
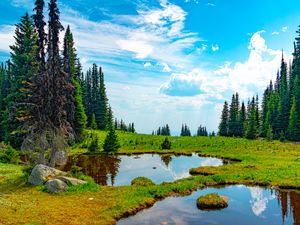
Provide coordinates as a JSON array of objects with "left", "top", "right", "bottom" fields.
[{"left": 1, "top": 130, "right": 300, "bottom": 224}]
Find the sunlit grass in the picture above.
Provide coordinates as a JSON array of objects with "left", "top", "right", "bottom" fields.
[{"left": 1, "top": 130, "right": 300, "bottom": 224}]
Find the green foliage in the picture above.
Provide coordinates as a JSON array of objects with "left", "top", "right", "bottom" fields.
[
  {"left": 22, "top": 164, "right": 35, "bottom": 179},
  {"left": 88, "top": 134, "right": 99, "bottom": 153},
  {"left": 266, "top": 125, "right": 273, "bottom": 141},
  {"left": 218, "top": 101, "right": 229, "bottom": 136},
  {"left": 181, "top": 124, "right": 191, "bottom": 136},
  {"left": 103, "top": 107, "right": 120, "bottom": 153},
  {"left": 91, "top": 114, "right": 97, "bottom": 130},
  {"left": 0, "top": 143, "right": 19, "bottom": 164},
  {"left": 161, "top": 137, "right": 172, "bottom": 150},
  {"left": 4, "top": 13, "right": 38, "bottom": 148}
]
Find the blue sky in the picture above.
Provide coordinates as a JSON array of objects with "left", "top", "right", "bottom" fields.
[{"left": 1, "top": 0, "right": 300, "bottom": 135}]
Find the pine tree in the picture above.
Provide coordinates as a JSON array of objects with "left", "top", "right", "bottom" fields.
[
  {"left": 246, "top": 104, "right": 258, "bottom": 139},
  {"left": 103, "top": 106, "right": 120, "bottom": 153},
  {"left": 62, "top": 26, "right": 87, "bottom": 139},
  {"left": 218, "top": 101, "right": 229, "bottom": 136},
  {"left": 98, "top": 67, "right": 108, "bottom": 129},
  {"left": 5, "top": 13, "right": 38, "bottom": 147},
  {"left": 287, "top": 76, "right": 300, "bottom": 141},
  {"left": 238, "top": 101, "right": 246, "bottom": 137},
  {"left": 277, "top": 54, "right": 290, "bottom": 137},
  {"left": 32, "top": 0, "right": 46, "bottom": 68}
]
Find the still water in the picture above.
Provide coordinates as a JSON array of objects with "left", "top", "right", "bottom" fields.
[
  {"left": 118, "top": 185, "right": 300, "bottom": 225},
  {"left": 62, "top": 153, "right": 223, "bottom": 186}
]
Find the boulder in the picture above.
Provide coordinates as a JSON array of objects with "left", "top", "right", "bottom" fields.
[
  {"left": 45, "top": 179, "right": 68, "bottom": 193},
  {"left": 57, "top": 176, "right": 87, "bottom": 186},
  {"left": 28, "top": 164, "right": 66, "bottom": 185}
]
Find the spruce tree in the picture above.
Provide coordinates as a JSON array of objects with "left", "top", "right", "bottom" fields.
[
  {"left": 5, "top": 13, "right": 38, "bottom": 147},
  {"left": 32, "top": 0, "right": 46, "bottom": 68},
  {"left": 218, "top": 101, "right": 229, "bottom": 136},
  {"left": 287, "top": 76, "right": 300, "bottom": 141},
  {"left": 62, "top": 26, "right": 87, "bottom": 139},
  {"left": 103, "top": 106, "right": 120, "bottom": 153},
  {"left": 98, "top": 67, "right": 108, "bottom": 129}
]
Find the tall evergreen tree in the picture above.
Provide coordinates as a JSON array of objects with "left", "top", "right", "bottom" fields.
[
  {"left": 32, "top": 0, "right": 46, "bottom": 68},
  {"left": 4, "top": 13, "right": 38, "bottom": 147},
  {"left": 218, "top": 101, "right": 229, "bottom": 136},
  {"left": 287, "top": 76, "right": 300, "bottom": 141},
  {"left": 62, "top": 26, "right": 87, "bottom": 139},
  {"left": 103, "top": 106, "right": 120, "bottom": 153},
  {"left": 98, "top": 67, "right": 108, "bottom": 129}
]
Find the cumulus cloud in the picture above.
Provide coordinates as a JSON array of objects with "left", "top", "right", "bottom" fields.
[
  {"left": 161, "top": 31, "right": 285, "bottom": 99},
  {"left": 212, "top": 44, "right": 219, "bottom": 52},
  {"left": 282, "top": 26, "right": 288, "bottom": 32},
  {"left": 144, "top": 62, "right": 152, "bottom": 68}
]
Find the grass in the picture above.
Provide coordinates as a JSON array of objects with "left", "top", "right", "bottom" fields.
[
  {"left": 131, "top": 177, "right": 155, "bottom": 187},
  {"left": 196, "top": 193, "right": 229, "bottom": 210},
  {"left": 1, "top": 130, "right": 300, "bottom": 224}
]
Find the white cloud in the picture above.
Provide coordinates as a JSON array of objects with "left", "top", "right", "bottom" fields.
[
  {"left": 212, "top": 44, "right": 219, "bottom": 52},
  {"left": 144, "top": 62, "right": 152, "bottom": 68},
  {"left": 161, "top": 31, "right": 287, "bottom": 100},
  {"left": 117, "top": 40, "right": 154, "bottom": 59},
  {"left": 271, "top": 31, "right": 280, "bottom": 36},
  {"left": 162, "top": 63, "right": 171, "bottom": 72},
  {"left": 282, "top": 26, "right": 288, "bottom": 32},
  {"left": 207, "top": 3, "right": 216, "bottom": 7},
  {"left": 10, "top": 0, "right": 33, "bottom": 8},
  {"left": 0, "top": 25, "right": 15, "bottom": 52},
  {"left": 57, "top": 1, "right": 202, "bottom": 71}
]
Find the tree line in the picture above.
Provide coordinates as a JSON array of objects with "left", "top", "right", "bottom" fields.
[
  {"left": 219, "top": 26, "right": 300, "bottom": 141},
  {"left": 0, "top": 0, "right": 121, "bottom": 166}
]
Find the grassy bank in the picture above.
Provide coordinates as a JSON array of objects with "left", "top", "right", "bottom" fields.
[{"left": 1, "top": 131, "right": 300, "bottom": 224}]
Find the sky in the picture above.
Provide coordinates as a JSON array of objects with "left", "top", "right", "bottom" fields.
[{"left": 1, "top": 0, "right": 300, "bottom": 135}]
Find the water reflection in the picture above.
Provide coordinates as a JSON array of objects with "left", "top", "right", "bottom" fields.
[
  {"left": 118, "top": 185, "right": 300, "bottom": 225},
  {"left": 62, "top": 154, "right": 223, "bottom": 186}
]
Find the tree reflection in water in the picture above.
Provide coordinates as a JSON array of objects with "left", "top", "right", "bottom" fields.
[{"left": 62, "top": 155, "right": 121, "bottom": 186}]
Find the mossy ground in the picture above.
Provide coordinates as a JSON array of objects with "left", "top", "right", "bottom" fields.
[
  {"left": 196, "top": 193, "right": 229, "bottom": 210},
  {"left": 1, "top": 130, "right": 300, "bottom": 224}
]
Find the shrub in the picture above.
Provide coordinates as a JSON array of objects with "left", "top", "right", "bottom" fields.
[
  {"left": 88, "top": 134, "right": 99, "bottom": 153},
  {"left": 0, "top": 143, "right": 19, "bottom": 164},
  {"left": 161, "top": 137, "right": 171, "bottom": 150}
]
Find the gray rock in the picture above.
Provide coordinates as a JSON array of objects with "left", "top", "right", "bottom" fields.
[
  {"left": 45, "top": 179, "right": 68, "bottom": 193},
  {"left": 28, "top": 164, "right": 66, "bottom": 185},
  {"left": 57, "top": 176, "right": 87, "bottom": 186}
]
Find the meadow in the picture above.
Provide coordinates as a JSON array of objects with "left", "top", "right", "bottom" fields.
[{"left": 0, "top": 131, "right": 300, "bottom": 225}]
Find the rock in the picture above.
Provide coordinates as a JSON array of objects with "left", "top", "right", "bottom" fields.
[
  {"left": 45, "top": 179, "right": 68, "bottom": 193},
  {"left": 57, "top": 176, "right": 87, "bottom": 186},
  {"left": 197, "top": 193, "right": 229, "bottom": 210},
  {"left": 28, "top": 164, "right": 66, "bottom": 185}
]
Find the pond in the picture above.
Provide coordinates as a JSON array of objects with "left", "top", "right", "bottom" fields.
[
  {"left": 118, "top": 185, "right": 300, "bottom": 225},
  {"left": 61, "top": 153, "right": 224, "bottom": 186}
]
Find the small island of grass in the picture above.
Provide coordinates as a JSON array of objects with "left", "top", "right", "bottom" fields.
[
  {"left": 131, "top": 177, "right": 155, "bottom": 186},
  {"left": 197, "top": 193, "right": 229, "bottom": 210}
]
